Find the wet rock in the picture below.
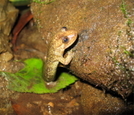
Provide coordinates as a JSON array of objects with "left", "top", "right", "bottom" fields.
[
  {"left": 81, "top": 83, "right": 134, "bottom": 115},
  {"left": 0, "top": 2, "right": 18, "bottom": 35},
  {"left": 0, "top": 51, "right": 13, "bottom": 62},
  {"left": 31, "top": 0, "right": 134, "bottom": 99},
  {"left": 0, "top": 0, "right": 18, "bottom": 59},
  {"left": 0, "top": 1, "right": 18, "bottom": 72},
  {"left": 0, "top": 32, "right": 12, "bottom": 53},
  {"left": 0, "top": 33, "right": 14, "bottom": 72}
]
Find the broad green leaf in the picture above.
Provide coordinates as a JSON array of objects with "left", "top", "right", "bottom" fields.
[
  {"left": 9, "top": 0, "right": 32, "bottom": 6},
  {"left": 9, "top": 0, "right": 55, "bottom": 6},
  {"left": 0, "top": 58, "right": 77, "bottom": 93}
]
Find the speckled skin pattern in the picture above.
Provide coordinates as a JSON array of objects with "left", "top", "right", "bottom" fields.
[{"left": 44, "top": 28, "right": 77, "bottom": 82}]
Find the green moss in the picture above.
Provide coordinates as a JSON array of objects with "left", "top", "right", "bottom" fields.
[
  {"left": 126, "top": 19, "right": 133, "bottom": 27},
  {"left": 120, "top": 0, "right": 128, "bottom": 18},
  {"left": 120, "top": 46, "right": 133, "bottom": 57},
  {"left": 123, "top": 50, "right": 134, "bottom": 57},
  {"left": 118, "top": 31, "right": 122, "bottom": 36},
  {"left": 112, "top": 57, "right": 125, "bottom": 71},
  {"left": 112, "top": 57, "right": 120, "bottom": 65}
]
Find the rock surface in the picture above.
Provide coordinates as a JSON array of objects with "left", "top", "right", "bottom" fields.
[
  {"left": 0, "top": 0, "right": 18, "bottom": 72},
  {"left": 81, "top": 83, "right": 133, "bottom": 115},
  {"left": 31, "top": 0, "right": 134, "bottom": 98}
]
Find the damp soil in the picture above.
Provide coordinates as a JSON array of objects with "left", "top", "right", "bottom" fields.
[{"left": 0, "top": 21, "right": 84, "bottom": 115}]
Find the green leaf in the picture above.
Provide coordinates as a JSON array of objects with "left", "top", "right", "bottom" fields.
[
  {"left": 0, "top": 58, "right": 77, "bottom": 93},
  {"left": 32, "top": 0, "right": 56, "bottom": 4},
  {"left": 9, "top": 0, "right": 32, "bottom": 6}
]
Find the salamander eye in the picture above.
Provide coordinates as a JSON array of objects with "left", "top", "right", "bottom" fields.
[{"left": 62, "top": 36, "right": 69, "bottom": 43}]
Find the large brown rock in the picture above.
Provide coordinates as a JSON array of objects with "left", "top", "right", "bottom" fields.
[
  {"left": 31, "top": 0, "right": 134, "bottom": 98},
  {"left": 81, "top": 83, "right": 133, "bottom": 115}
]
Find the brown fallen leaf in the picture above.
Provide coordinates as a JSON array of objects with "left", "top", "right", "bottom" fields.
[{"left": 12, "top": 103, "right": 33, "bottom": 115}]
